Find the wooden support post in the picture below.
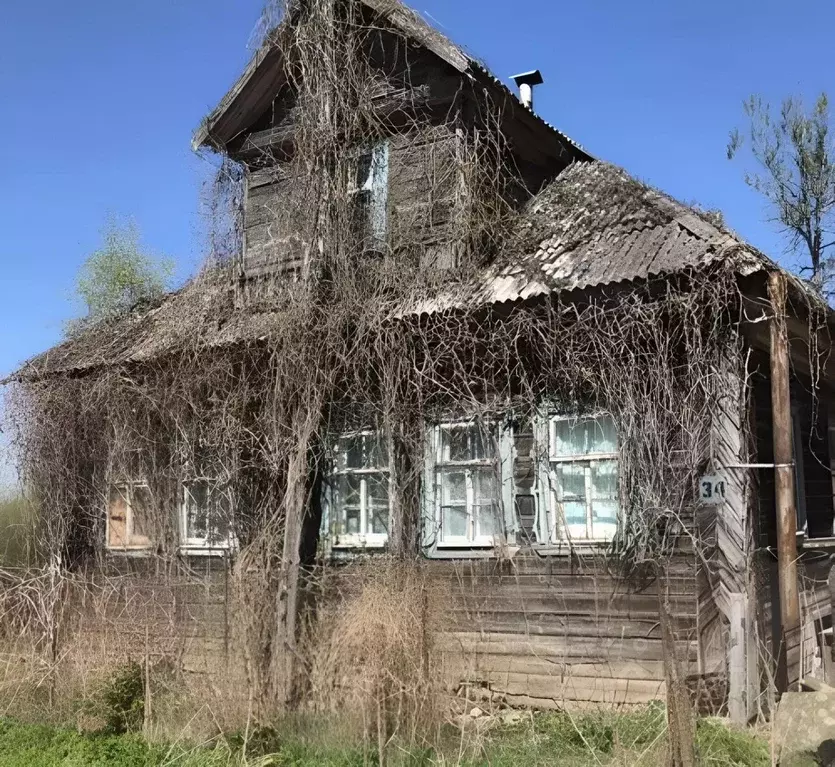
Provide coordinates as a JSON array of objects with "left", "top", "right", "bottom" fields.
[
  {"left": 278, "top": 441, "right": 307, "bottom": 710},
  {"left": 727, "top": 593, "right": 747, "bottom": 722},
  {"left": 768, "top": 271, "right": 802, "bottom": 690}
]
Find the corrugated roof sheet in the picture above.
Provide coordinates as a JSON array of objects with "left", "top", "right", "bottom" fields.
[
  {"left": 10, "top": 162, "right": 778, "bottom": 381},
  {"left": 410, "top": 162, "right": 767, "bottom": 314}
]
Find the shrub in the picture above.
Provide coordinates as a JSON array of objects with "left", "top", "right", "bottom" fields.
[{"left": 89, "top": 661, "right": 145, "bottom": 735}]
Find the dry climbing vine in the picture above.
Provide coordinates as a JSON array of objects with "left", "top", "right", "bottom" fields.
[{"left": 2, "top": 0, "right": 759, "bottom": 737}]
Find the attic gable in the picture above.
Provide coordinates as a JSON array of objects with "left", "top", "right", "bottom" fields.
[
  {"left": 193, "top": 0, "right": 469, "bottom": 152},
  {"left": 193, "top": 0, "right": 591, "bottom": 166}
]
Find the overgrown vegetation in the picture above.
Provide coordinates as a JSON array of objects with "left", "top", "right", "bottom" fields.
[
  {"left": 1, "top": 1, "right": 828, "bottom": 764},
  {"left": 0, "top": 492, "right": 36, "bottom": 567},
  {"left": 0, "top": 709, "right": 772, "bottom": 766}
]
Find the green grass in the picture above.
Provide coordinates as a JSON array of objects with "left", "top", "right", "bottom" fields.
[
  {"left": 0, "top": 710, "right": 772, "bottom": 767},
  {"left": 0, "top": 720, "right": 240, "bottom": 767},
  {"left": 460, "top": 706, "right": 770, "bottom": 766}
]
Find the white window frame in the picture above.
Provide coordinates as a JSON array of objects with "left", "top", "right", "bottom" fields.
[
  {"left": 538, "top": 413, "right": 621, "bottom": 545},
  {"left": 179, "top": 479, "right": 236, "bottom": 554},
  {"left": 106, "top": 480, "right": 153, "bottom": 552},
  {"left": 324, "top": 429, "right": 392, "bottom": 549},
  {"left": 425, "top": 420, "right": 514, "bottom": 550}
]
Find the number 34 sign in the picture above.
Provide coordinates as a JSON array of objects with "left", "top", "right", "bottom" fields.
[{"left": 699, "top": 475, "right": 727, "bottom": 505}]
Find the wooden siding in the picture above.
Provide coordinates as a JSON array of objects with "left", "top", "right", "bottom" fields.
[
  {"left": 242, "top": 127, "right": 462, "bottom": 278},
  {"left": 244, "top": 166, "right": 307, "bottom": 277},
  {"left": 430, "top": 554, "right": 700, "bottom": 708},
  {"left": 65, "top": 558, "right": 237, "bottom": 676}
]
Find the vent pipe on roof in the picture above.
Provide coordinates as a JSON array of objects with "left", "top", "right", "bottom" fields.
[{"left": 511, "top": 70, "right": 544, "bottom": 111}]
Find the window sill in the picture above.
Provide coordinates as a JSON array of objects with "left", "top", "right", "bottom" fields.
[
  {"left": 178, "top": 546, "right": 234, "bottom": 557},
  {"left": 424, "top": 547, "right": 503, "bottom": 560},
  {"left": 106, "top": 546, "right": 154, "bottom": 558},
  {"left": 532, "top": 541, "right": 614, "bottom": 556},
  {"left": 331, "top": 537, "right": 388, "bottom": 550}
]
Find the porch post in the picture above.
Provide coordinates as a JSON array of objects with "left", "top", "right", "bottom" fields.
[{"left": 768, "top": 270, "right": 801, "bottom": 690}]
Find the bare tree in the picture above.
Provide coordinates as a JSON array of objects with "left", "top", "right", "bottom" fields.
[{"left": 728, "top": 93, "right": 835, "bottom": 297}]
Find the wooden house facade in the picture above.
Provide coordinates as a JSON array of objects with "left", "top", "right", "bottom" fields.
[{"left": 8, "top": 0, "right": 835, "bottom": 725}]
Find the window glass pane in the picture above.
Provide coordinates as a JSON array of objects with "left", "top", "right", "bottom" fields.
[
  {"left": 440, "top": 427, "right": 468, "bottom": 462},
  {"left": 184, "top": 482, "right": 232, "bottom": 545},
  {"left": 439, "top": 470, "right": 466, "bottom": 505},
  {"left": 442, "top": 506, "right": 468, "bottom": 539},
  {"left": 470, "top": 427, "right": 489, "bottom": 461},
  {"left": 344, "top": 508, "right": 361, "bottom": 535},
  {"left": 562, "top": 501, "right": 589, "bottom": 538},
  {"left": 108, "top": 486, "right": 129, "bottom": 547},
  {"left": 336, "top": 474, "right": 361, "bottom": 536},
  {"left": 591, "top": 461, "right": 618, "bottom": 540},
  {"left": 591, "top": 501, "right": 618, "bottom": 540},
  {"left": 475, "top": 503, "right": 498, "bottom": 539},
  {"left": 365, "top": 434, "right": 388, "bottom": 469},
  {"left": 553, "top": 416, "right": 616, "bottom": 457},
  {"left": 555, "top": 464, "right": 587, "bottom": 500},
  {"left": 440, "top": 425, "right": 491, "bottom": 462},
  {"left": 587, "top": 417, "right": 617, "bottom": 454},
  {"left": 336, "top": 474, "right": 361, "bottom": 508},
  {"left": 366, "top": 474, "right": 389, "bottom": 535},
  {"left": 554, "top": 464, "right": 588, "bottom": 539},
  {"left": 208, "top": 488, "right": 233, "bottom": 545},
  {"left": 339, "top": 436, "right": 364, "bottom": 470},
  {"left": 473, "top": 469, "right": 499, "bottom": 540},
  {"left": 472, "top": 469, "right": 497, "bottom": 506},
  {"left": 338, "top": 433, "right": 387, "bottom": 470},
  {"left": 591, "top": 460, "right": 618, "bottom": 499},
  {"left": 131, "top": 485, "right": 153, "bottom": 538}
]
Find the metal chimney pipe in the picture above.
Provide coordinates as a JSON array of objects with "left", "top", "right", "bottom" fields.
[{"left": 511, "top": 70, "right": 544, "bottom": 111}]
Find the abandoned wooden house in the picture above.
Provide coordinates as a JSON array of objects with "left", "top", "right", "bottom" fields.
[{"left": 5, "top": 0, "right": 835, "bottom": 726}]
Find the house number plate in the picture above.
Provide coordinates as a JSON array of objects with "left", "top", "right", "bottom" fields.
[{"left": 699, "top": 475, "right": 727, "bottom": 505}]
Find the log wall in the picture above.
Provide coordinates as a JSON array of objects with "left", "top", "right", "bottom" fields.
[
  {"left": 242, "top": 127, "right": 461, "bottom": 278},
  {"left": 429, "top": 553, "right": 708, "bottom": 710}
]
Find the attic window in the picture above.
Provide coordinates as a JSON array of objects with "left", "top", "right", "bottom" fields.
[
  {"left": 325, "top": 431, "right": 391, "bottom": 548},
  {"left": 180, "top": 480, "right": 235, "bottom": 552},
  {"left": 107, "top": 482, "right": 153, "bottom": 551},
  {"left": 351, "top": 141, "right": 389, "bottom": 251},
  {"left": 544, "top": 415, "right": 620, "bottom": 542}
]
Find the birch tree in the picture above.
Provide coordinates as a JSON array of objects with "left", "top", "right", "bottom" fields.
[{"left": 66, "top": 219, "right": 174, "bottom": 336}]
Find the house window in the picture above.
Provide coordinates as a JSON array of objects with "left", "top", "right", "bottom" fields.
[
  {"left": 547, "top": 415, "right": 619, "bottom": 542},
  {"left": 180, "top": 480, "right": 235, "bottom": 551},
  {"left": 351, "top": 142, "right": 389, "bottom": 250},
  {"left": 107, "top": 482, "right": 153, "bottom": 551},
  {"left": 327, "top": 431, "right": 390, "bottom": 547},
  {"left": 431, "top": 422, "right": 503, "bottom": 547}
]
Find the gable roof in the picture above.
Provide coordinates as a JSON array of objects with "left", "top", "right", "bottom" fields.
[
  {"left": 9, "top": 161, "right": 803, "bottom": 382},
  {"left": 193, "top": 0, "right": 591, "bottom": 161}
]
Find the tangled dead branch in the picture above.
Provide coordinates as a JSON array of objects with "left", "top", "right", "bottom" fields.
[{"left": 1, "top": 0, "right": 758, "bottom": 740}]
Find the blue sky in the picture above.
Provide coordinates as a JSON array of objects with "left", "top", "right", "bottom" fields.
[{"left": 0, "top": 0, "right": 832, "bottom": 479}]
